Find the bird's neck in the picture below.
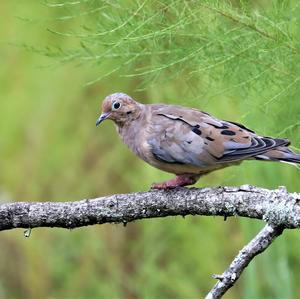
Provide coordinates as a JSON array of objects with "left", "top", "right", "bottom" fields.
[{"left": 116, "top": 104, "right": 146, "bottom": 151}]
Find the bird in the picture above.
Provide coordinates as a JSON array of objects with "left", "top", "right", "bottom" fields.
[{"left": 96, "top": 92, "right": 300, "bottom": 189}]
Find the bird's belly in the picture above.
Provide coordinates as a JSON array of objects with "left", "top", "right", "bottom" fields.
[
  {"left": 150, "top": 161, "right": 207, "bottom": 175},
  {"left": 149, "top": 159, "right": 236, "bottom": 175}
]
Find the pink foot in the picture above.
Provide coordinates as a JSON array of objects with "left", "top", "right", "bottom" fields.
[{"left": 151, "top": 174, "right": 200, "bottom": 190}]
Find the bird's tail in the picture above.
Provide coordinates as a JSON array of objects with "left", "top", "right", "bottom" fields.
[{"left": 255, "top": 146, "right": 300, "bottom": 165}]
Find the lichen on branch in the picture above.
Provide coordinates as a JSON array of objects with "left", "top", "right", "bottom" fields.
[{"left": 0, "top": 185, "right": 299, "bottom": 231}]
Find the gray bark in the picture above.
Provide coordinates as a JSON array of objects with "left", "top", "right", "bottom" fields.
[
  {"left": 205, "top": 224, "right": 284, "bottom": 299},
  {"left": 0, "top": 185, "right": 299, "bottom": 231},
  {"left": 0, "top": 185, "right": 299, "bottom": 298}
]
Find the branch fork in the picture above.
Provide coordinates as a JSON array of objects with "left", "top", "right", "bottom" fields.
[{"left": 0, "top": 185, "right": 298, "bottom": 298}]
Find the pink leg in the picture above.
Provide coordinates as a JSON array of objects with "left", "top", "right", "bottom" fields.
[{"left": 151, "top": 174, "right": 200, "bottom": 190}]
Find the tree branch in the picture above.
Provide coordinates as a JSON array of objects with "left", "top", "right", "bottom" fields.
[
  {"left": 205, "top": 224, "right": 284, "bottom": 299},
  {"left": 1, "top": 185, "right": 299, "bottom": 231},
  {"left": 0, "top": 185, "right": 299, "bottom": 298}
]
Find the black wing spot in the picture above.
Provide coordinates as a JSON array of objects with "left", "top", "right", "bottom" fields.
[
  {"left": 221, "top": 130, "right": 236, "bottom": 136},
  {"left": 206, "top": 136, "right": 215, "bottom": 141},
  {"left": 227, "top": 121, "right": 255, "bottom": 133},
  {"left": 192, "top": 127, "right": 202, "bottom": 135},
  {"left": 157, "top": 113, "right": 192, "bottom": 126},
  {"left": 127, "top": 111, "right": 132, "bottom": 115},
  {"left": 206, "top": 122, "right": 229, "bottom": 129}
]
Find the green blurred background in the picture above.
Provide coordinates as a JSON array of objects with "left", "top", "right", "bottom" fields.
[{"left": 0, "top": 1, "right": 299, "bottom": 298}]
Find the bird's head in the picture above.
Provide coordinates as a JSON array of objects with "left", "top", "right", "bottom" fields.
[{"left": 96, "top": 93, "right": 142, "bottom": 127}]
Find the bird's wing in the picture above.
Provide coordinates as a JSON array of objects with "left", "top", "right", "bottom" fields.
[{"left": 147, "top": 105, "right": 289, "bottom": 167}]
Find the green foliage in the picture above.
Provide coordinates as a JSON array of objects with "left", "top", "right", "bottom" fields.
[
  {"left": 42, "top": 0, "right": 300, "bottom": 139},
  {"left": 43, "top": 1, "right": 299, "bottom": 101},
  {"left": 0, "top": 1, "right": 300, "bottom": 298}
]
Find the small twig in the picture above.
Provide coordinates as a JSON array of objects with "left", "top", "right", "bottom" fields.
[
  {"left": 205, "top": 224, "right": 284, "bottom": 299},
  {"left": 200, "top": 4, "right": 299, "bottom": 54},
  {"left": 212, "top": 274, "right": 224, "bottom": 281}
]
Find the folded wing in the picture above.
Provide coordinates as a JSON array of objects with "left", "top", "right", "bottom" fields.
[{"left": 147, "top": 106, "right": 290, "bottom": 168}]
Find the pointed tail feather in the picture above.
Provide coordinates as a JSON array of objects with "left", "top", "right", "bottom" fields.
[
  {"left": 255, "top": 146, "right": 300, "bottom": 164},
  {"left": 279, "top": 154, "right": 300, "bottom": 164}
]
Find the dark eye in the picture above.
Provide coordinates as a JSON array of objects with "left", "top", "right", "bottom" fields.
[{"left": 112, "top": 101, "right": 121, "bottom": 110}]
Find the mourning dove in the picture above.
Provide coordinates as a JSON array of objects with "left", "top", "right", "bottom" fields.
[{"left": 96, "top": 93, "right": 300, "bottom": 189}]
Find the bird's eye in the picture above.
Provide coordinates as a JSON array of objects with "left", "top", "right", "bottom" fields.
[{"left": 112, "top": 101, "right": 121, "bottom": 110}]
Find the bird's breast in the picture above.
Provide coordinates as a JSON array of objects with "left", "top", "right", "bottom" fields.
[{"left": 117, "top": 122, "right": 151, "bottom": 161}]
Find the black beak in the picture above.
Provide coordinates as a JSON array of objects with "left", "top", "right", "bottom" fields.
[{"left": 96, "top": 112, "right": 110, "bottom": 126}]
